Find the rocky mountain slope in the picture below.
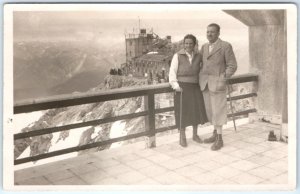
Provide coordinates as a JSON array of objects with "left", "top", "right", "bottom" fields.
[{"left": 14, "top": 75, "right": 175, "bottom": 161}]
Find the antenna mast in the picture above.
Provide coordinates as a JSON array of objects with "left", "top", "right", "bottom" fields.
[{"left": 138, "top": 16, "right": 140, "bottom": 32}]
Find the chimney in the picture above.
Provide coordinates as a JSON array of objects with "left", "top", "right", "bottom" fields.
[
  {"left": 140, "top": 29, "right": 146, "bottom": 34},
  {"left": 166, "top": 36, "right": 172, "bottom": 43}
]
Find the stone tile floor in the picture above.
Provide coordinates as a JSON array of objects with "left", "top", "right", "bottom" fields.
[{"left": 14, "top": 121, "right": 289, "bottom": 187}]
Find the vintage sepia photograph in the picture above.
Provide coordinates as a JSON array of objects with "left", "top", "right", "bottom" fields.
[{"left": 3, "top": 3, "right": 297, "bottom": 191}]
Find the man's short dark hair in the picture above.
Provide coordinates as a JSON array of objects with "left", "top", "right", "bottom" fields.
[
  {"left": 183, "top": 34, "right": 197, "bottom": 45},
  {"left": 208, "top": 23, "right": 220, "bottom": 32}
]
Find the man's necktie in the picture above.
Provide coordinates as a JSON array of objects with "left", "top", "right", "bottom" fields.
[{"left": 209, "top": 44, "right": 214, "bottom": 53}]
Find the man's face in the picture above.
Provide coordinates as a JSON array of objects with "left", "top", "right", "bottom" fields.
[{"left": 207, "top": 26, "right": 220, "bottom": 43}]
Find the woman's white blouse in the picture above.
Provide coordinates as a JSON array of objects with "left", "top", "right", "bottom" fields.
[{"left": 169, "top": 51, "right": 194, "bottom": 90}]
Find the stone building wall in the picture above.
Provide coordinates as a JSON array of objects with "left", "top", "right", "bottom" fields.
[{"left": 224, "top": 10, "right": 287, "bottom": 121}]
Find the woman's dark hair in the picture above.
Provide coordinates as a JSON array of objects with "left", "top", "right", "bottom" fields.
[{"left": 183, "top": 34, "right": 197, "bottom": 45}]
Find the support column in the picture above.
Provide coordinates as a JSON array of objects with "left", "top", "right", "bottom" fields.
[
  {"left": 144, "top": 93, "right": 156, "bottom": 148},
  {"left": 281, "top": 10, "right": 288, "bottom": 142}
]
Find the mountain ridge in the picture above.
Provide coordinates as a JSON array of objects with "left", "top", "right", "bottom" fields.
[
  {"left": 14, "top": 75, "right": 174, "bottom": 162},
  {"left": 14, "top": 40, "right": 125, "bottom": 101}
]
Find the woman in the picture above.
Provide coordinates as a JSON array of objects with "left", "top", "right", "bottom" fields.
[{"left": 169, "top": 34, "right": 208, "bottom": 147}]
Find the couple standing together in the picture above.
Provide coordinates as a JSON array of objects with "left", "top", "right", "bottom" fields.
[{"left": 169, "top": 23, "right": 237, "bottom": 151}]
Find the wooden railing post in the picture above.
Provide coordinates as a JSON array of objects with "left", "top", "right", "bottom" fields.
[
  {"left": 144, "top": 93, "right": 156, "bottom": 148},
  {"left": 249, "top": 78, "right": 259, "bottom": 123}
]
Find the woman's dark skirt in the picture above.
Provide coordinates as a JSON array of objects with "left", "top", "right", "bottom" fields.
[{"left": 174, "top": 82, "right": 208, "bottom": 128}]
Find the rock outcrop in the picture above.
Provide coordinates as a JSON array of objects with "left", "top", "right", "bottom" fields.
[{"left": 14, "top": 75, "right": 158, "bottom": 160}]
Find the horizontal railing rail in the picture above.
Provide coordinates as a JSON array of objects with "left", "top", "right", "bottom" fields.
[
  {"left": 14, "top": 111, "right": 149, "bottom": 140},
  {"left": 14, "top": 83, "right": 174, "bottom": 114},
  {"left": 14, "top": 73, "right": 258, "bottom": 165},
  {"left": 226, "top": 73, "right": 258, "bottom": 84}
]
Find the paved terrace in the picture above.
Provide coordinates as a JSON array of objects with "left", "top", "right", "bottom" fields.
[{"left": 15, "top": 121, "right": 288, "bottom": 186}]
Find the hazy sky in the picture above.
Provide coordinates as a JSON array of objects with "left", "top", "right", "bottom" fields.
[
  {"left": 14, "top": 8, "right": 248, "bottom": 43},
  {"left": 13, "top": 5, "right": 249, "bottom": 73}
]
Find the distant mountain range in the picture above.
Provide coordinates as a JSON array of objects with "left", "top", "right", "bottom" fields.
[
  {"left": 14, "top": 40, "right": 125, "bottom": 101},
  {"left": 13, "top": 37, "right": 248, "bottom": 102}
]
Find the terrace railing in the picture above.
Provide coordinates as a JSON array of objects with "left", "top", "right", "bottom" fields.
[{"left": 14, "top": 73, "right": 258, "bottom": 165}]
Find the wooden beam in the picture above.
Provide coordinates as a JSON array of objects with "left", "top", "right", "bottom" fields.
[
  {"left": 154, "top": 106, "right": 174, "bottom": 114},
  {"left": 14, "top": 73, "right": 259, "bottom": 114},
  {"left": 227, "top": 93, "right": 257, "bottom": 101},
  {"left": 14, "top": 83, "right": 173, "bottom": 114},
  {"left": 14, "top": 111, "right": 148, "bottom": 140},
  {"left": 14, "top": 131, "right": 149, "bottom": 165},
  {"left": 144, "top": 94, "right": 156, "bottom": 148},
  {"left": 226, "top": 73, "right": 258, "bottom": 84},
  {"left": 156, "top": 125, "right": 177, "bottom": 133},
  {"left": 227, "top": 108, "right": 257, "bottom": 118}
]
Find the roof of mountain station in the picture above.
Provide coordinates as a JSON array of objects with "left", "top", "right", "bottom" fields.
[{"left": 136, "top": 53, "right": 173, "bottom": 62}]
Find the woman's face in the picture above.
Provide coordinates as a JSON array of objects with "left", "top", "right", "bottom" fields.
[{"left": 184, "top": 38, "right": 195, "bottom": 53}]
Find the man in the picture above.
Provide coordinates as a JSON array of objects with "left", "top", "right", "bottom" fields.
[{"left": 199, "top": 23, "right": 237, "bottom": 150}]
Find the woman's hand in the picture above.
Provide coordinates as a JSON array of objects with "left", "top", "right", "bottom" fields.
[
  {"left": 174, "top": 85, "right": 183, "bottom": 92},
  {"left": 220, "top": 72, "right": 226, "bottom": 78}
]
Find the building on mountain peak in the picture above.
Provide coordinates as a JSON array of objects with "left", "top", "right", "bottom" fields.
[{"left": 122, "top": 28, "right": 175, "bottom": 83}]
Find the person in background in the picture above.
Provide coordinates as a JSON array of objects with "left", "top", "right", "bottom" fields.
[
  {"left": 199, "top": 23, "right": 237, "bottom": 150},
  {"left": 169, "top": 34, "right": 208, "bottom": 147}
]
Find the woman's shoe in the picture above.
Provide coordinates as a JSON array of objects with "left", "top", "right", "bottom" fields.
[
  {"left": 193, "top": 127, "right": 203, "bottom": 143},
  {"left": 193, "top": 135, "right": 203, "bottom": 143}
]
